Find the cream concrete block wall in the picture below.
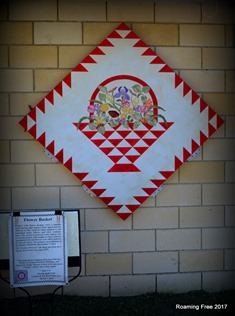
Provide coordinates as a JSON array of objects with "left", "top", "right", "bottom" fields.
[{"left": 0, "top": 0, "right": 234, "bottom": 298}]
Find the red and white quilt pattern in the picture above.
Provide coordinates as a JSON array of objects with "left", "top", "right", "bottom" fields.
[{"left": 19, "top": 23, "right": 224, "bottom": 220}]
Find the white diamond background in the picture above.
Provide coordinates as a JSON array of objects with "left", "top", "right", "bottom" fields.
[{"left": 19, "top": 23, "right": 223, "bottom": 220}]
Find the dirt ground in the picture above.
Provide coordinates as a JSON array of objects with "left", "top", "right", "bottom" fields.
[{"left": 1, "top": 290, "right": 234, "bottom": 316}]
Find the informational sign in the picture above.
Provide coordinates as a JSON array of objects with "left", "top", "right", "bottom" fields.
[
  {"left": 19, "top": 23, "right": 224, "bottom": 220},
  {"left": 9, "top": 211, "right": 68, "bottom": 287}
]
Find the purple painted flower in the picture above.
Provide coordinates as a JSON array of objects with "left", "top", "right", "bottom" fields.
[
  {"left": 114, "top": 86, "right": 130, "bottom": 100},
  {"left": 94, "top": 103, "right": 100, "bottom": 112}
]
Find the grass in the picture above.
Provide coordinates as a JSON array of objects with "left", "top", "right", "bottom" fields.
[{"left": 1, "top": 290, "right": 234, "bottom": 316}]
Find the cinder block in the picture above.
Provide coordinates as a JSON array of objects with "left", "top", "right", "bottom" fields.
[
  {"left": 0, "top": 22, "right": 32, "bottom": 44},
  {"left": 34, "top": 69, "right": 69, "bottom": 92},
  {"left": 0, "top": 164, "right": 34, "bottom": 186},
  {"left": 109, "top": 230, "right": 155, "bottom": 252},
  {"left": 155, "top": 0, "right": 201, "bottom": 23},
  {"left": 9, "top": 0, "right": 57, "bottom": 21},
  {"left": 203, "top": 93, "right": 235, "bottom": 116},
  {"left": 0, "top": 93, "right": 8, "bottom": 115},
  {"left": 133, "top": 251, "right": 178, "bottom": 273},
  {"left": 180, "top": 250, "right": 223, "bottom": 272},
  {"left": 225, "top": 162, "right": 235, "bottom": 182},
  {"left": 0, "top": 141, "right": 10, "bottom": 163},
  {"left": 180, "top": 206, "right": 224, "bottom": 228},
  {"left": 0, "top": 1, "right": 7, "bottom": 20},
  {"left": 81, "top": 231, "right": 108, "bottom": 253},
  {"left": 133, "top": 24, "right": 178, "bottom": 46},
  {"left": 179, "top": 162, "right": 224, "bottom": 183},
  {"left": 225, "top": 206, "right": 235, "bottom": 227},
  {"left": 180, "top": 70, "right": 224, "bottom": 93},
  {"left": 59, "top": 0, "right": 106, "bottom": 21},
  {"left": 34, "top": 22, "right": 82, "bottom": 44},
  {"left": 86, "top": 253, "right": 132, "bottom": 275},
  {"left": 61, "top": 186, "right": 106, "bottom": 209},
  {"left": 11, "top": 140, "right": 50, "bottom": 162},
  {"left": 180, "top": 25, "right": 224, "bottom": 47},
  {"left": 157, "top": 229, "right": 201, "bottom": 250},
  {"left": 12, "top": 187, "right": 60, "bottom": 209},
  {"left": 202, "top": 2, "right": 235, "bottom": 24},
  {"left": 156, "top": 47, "right": 201, "bottom": 69},
  {"left": 0, "top": 188, "right": 11, "bottom": 209},
  {"left": 202, "top": 184, "right": 235, "bottom": 205},
  {"left": 111, "top": 275, "right": 155, "bottom": 297},
  {"left": 157, "top": 273, "right": 201, "bottom": 293},
  {"left": 0, "top": 46, "right": 8, "bottom": 67},
  {"left": 225, "top": 249, "right": 235, "bottom": 270},
  {"left": 10, "top": 46, "right": 57, "bottom": 68},
  {"left": 107, "top": 2, "right": 154, "bottom": 22},
  {"left": 226, "top": 117, "right": 235, "bottom": 137},
  {"left": 156, "top": 184, "right": 201, "bottom": 207},
  {"left": 83, "top": 22, "right": 118, "bottom": 45},
  {"left": 64, "top": 276, "right": 109, "bottom": 297},
  {"left": 203, "top": 139, "right": 235, "bottom": 161},
  {"left": 0, "top": 70, "right": 33, "bottom": 92},
  {"left": 85, "top": 208, "right": 132, "bottom": 231},
  {"left": 59, "top": 46, "right": 95, "bottom": 68},
  {"left": 203, "top": 48, "right": 235, "bottom": 70},
  {"left": 10, "top": 92, "right": 45, "bottom": 115},
  {"left": 202, "top": 227, "right": 235, "bottom": 249},
  {"left": 0, "top": 117, "right": 32, "bottom": 140},
  {"left": 36, "top": 164, "right": 79, "bottom": 186},
  {"left": 133, "top": 207, "right": 178, "bottom": 229},
  {"left": 203, "top": 271, "right": 235, "bottom": 291},
  {"left": 226, "top": 71, "right": 235, "bottom": 93}
]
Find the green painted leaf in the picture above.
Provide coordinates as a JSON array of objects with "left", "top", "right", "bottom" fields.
[
  {"left": 97, "top": 125, "right": 105, "bottom": 134},
  {"left": 142, "top": 86, "right": 150, "bottom": 93}
]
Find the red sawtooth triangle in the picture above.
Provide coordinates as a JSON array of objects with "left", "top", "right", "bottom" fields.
[
  {"left": 19, "top": 116, "right": 27, "bottom": 130},
  {"left": 91, "top": 139, "right": 106, "bottom": 147},
  {"left": 160, "top": 171, "right": 174, "bottom": 179},
  {"left": 83, "top": 180, "right": 97, "bottom": 189},
  {"left": 133, "top": 40, "right": 147, "bottom": 47},
  {"left": 37, "top": 132, "right": 46, "bottom": 147},
  {"left": 125, "top": 31, "right": 139, "bottom": 39},
  {"left": 116, "top": 23, "right": 130, "bottom": 30},
  {"left": 92, "top": 188, "right": 106, "bottom": 197},
  {"left": 117, "top": 147, "right": 131, "bottom": 155},
  {"left": 200, "top": 99, "right": 208, "bottom": 113},
  {"left": 109, "top": 138, "right": 123, "bottom": 146},
  {"left": 54, "top": 81, "right": 63, "bottom": 96},
  {"left": 151, "top": 179, "right": 165, "bottom": 187},
  {"left": 159, "top": 64, "right": 173, "bottom": 72},
  {"left": 100, "top": 196, "right": 115, "bottom": 204},
  {"left": 73, "top": 64, "right": 88, "bottom": 72},
  {"left": 217, "top": 115, "right": 224, "bottom": 128},
  {"left": 28, "top": 124, "right": 36, "bottom": 138},
  {"left": 183, "top": 147, "right": 191, "bottom": 161},
  {"left": 191, "top": 139, "right": 200, "bottom": 152},
  {"left": 175, "top": 74, "right": 183, "bottom": 88},
  {"left": 108, "top": 164, "right": 140, "bottom": 172},
  {"left": 100, "top": 147, "right": 114, "bottom": 155},
  {"left": 208, "top": 107, "right": 216, "bottom": 120},
  {"left": 134, "top": 195, "right": 149, "bottom": 204},
  {"left": 74, "top": 172, "right": 89, "bottom": 181},
  {"left": 109, "top": 204, "right": 123, "bottom": 212},
  {"left": 99, "top": 39, "right": 114, "bottom": 47},
  {"left": 150, "top": 56, "right": 165, "bottom": 64},
  {"left": 81, "top": 55, "right": 97, "bottom": 63},
  {"left": 37, "top": 99, "right": 45, "bottom": 113},
  {"left": 142, "top": 187, "right": 157, "bottom": 195},
  {"left": 175, "top": 156, "right": 183, "bottom": 169},
  {"left": 126, "top": 138, "right": 140, "bottom": 146},
  {"left": 28, "top": 106, "right": 36, "bottom": 121},
  {"left": 200, "top": 131, "right": 208, "bottom": 144},
  {"left": 125, "top": 155, "right": 139, "bottom": 163},
  {"left": 108, "top": 155, "right": 122, "bottom": 163},
  {"left": 192, "top": 90, "right": 199, "bottom": 105},
  {"left": 126, "top": 204, "right": 140, "bottom": 212},
  {"left": 118, "top": 213, "right": 132, "bottom": 220},
  {"left": 134, "top": 147, "right": 148, "bottom": 155},
  {"left": 46, "top": 141, "right": 55, "bottom": 154},
  {"left": 208, "top": 123, "right": 217, "bottom": 137},
  {"left": 142, "top": 48, "right": 156, "bottom": 56},
  {"left": 90, "top": 47, "right": 105, "bottom": 55},
  {"left": 116, "top": 130, "right": 131, "bottom": 138},
  {"left": 64, "top": 157, "right": 73, "bottom": 171},
  {"left": 142, "top": 138, "right": 157, "bottom": 146},
  {"left": 63, "top": 73, "right": 72, "bottom": 87},
  {"left": 108, "top": 30, "right": 122, "bottom": 38},
  {"left": 134, "top": 130, "right": 148, "bottom": 138},
  {"left": 55, "top": 149, "right": 64, "bottom": 163},
  {"left": 46, "top": 90, "right": 54, "bottom": 105},
  {"left": 183, "top": 82, "right": 191, "bottom": 96}
]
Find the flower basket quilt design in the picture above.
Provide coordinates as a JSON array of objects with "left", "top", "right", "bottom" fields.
[{"left": 19, "top": 23, "right": 224, "bottom": 220}]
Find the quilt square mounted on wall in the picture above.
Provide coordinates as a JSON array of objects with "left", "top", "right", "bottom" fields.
[{"left": 19, "top": 23, "right": 224, "bottom": 220}]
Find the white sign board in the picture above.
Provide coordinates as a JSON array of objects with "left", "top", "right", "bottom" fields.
[{"left": 9, "top": 211, "right": 68, "bottom": 287}]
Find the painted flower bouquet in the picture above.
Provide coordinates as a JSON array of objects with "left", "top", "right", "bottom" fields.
[{"left": 77, "top": 84, "right": 167, "bottom": 134}]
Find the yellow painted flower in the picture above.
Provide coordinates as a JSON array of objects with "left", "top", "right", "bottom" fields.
[
  {"left": 121, "top": 113, "right": 127, "bottom": 119},
  {"left": 96, "top": 116, "right": 104, "bottom": 125},
  {"left": 100, "top": 103, "right": 109, "bottom": 112}
]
